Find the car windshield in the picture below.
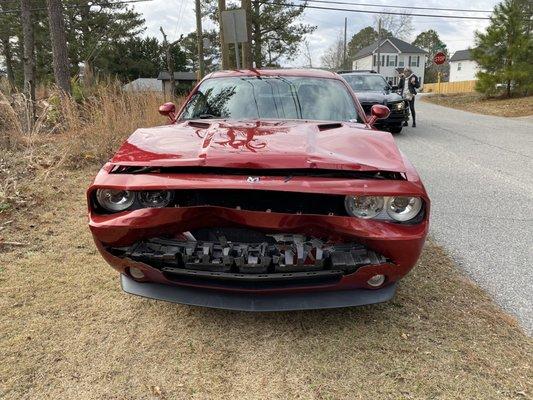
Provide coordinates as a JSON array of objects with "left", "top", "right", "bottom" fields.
[
  {"left": 343, "top": 74, "right": 389, "bottom": 92},
  {"left": 180, "top": 76, "right": 359, "bottom": 122}
]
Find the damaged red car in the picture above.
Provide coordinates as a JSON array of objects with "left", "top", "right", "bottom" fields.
[{"left": 87, "top": 69, "right": 429, "bottom": 311}]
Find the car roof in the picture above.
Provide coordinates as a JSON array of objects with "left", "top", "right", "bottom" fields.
[{"left": 205, "top": 69, "right": 341, "bottom": 80}]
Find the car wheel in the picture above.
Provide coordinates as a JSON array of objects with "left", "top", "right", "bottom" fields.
[{"left": 389, "top": 126, "right": 403, "bottom": 134}]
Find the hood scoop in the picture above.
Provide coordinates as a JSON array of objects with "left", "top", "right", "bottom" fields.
[
  {"left": 188, "top": 121, "right": 211, "bottom": 129},
  {"left": 318, "top": 122, "right": 343, "bottom": 131}
]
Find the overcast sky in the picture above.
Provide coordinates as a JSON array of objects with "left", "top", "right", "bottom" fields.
[{"left": 133, "top": 0, "right": 500, "bottom": 67}]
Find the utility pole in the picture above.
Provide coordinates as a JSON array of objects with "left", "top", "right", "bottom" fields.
[
  {"left": 46, "top": 0, "right": 71, "bottom": 95},
  {"left": 343, "top": 17, "right": 347, "bottom": 70},
  {"left": 160, "top": 27, "right": 175, "bottom": 101},
  {"left": 218, "top": 0, "right": 230, "bottom": 69},
  {"left": 20, "top": 0, "right": 36, "bottom": 129},
  {"left": 242, "top": 0, "right": 253, "bottom": 69},
  {"left": 376, "top": 17, "right": 381, "bottom": 73},
  {"left": 195, "top": 0, "right": 205, "bottom": 79}
]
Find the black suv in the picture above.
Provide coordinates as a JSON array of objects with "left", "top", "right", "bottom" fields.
[{"left": 339, "top": 70, "right": 408, "bottom": 134}]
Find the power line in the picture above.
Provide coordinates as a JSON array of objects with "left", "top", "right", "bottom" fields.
[
  {"left": 0, "top": 0, "right": 152, "bottom": 14},
  {"left": 268, "top": 1, "right": 494, "bottom": 20},
  {"left": 301, "top": 0, "right": 495, "bottom": 14}
]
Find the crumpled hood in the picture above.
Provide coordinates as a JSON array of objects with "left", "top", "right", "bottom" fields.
[
  {"left": 111, "top": 120, "right": 406, "bottom": 172},
  {"left": 356, "top": 91, "right": 403, "bottom": 105}
]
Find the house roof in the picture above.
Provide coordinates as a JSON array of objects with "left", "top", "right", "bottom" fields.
[
  {"left": 122, "top": 78, "right": 162, "bottom": 92},
  {"left": 157, "top": 71, "right": 197, "bottom": 81},
  {"left": 354, "top": 37, "right": 426, "bottom": 60},
  {"left": 450, "top": 49, "right": 473, "bottom": 62}
]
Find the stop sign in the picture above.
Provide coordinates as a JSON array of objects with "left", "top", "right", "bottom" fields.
[{"left": 434, "top": 51, "right": 446, "bottom": 65}]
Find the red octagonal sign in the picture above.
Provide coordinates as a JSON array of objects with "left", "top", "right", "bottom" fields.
[{"left": 433, "top": 51, "right": 446, "bottom": 65}]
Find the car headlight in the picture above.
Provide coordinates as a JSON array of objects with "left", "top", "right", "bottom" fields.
[
  {"left": 344, "top": 196, "right": 384, "bottom": 219},
  {"left": 138, "top": 190, "right": 173, "bottom": 208},
  {"left": 393, "top": 101, "right": 405, "bottom": 110},
  {"left": 385, "top": 196, "right": 423, "bottom": 222},
  {"left": 345, "top": 195, "right": 423, "bottom": 222},
  {"left": 96, "top": 189, "right": 135, "bottom": 212}
]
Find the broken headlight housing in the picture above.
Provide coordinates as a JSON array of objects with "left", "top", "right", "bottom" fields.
[
  {"left": 96, "top": 189, "right": 135, "bottom": 212},
  {"left": 138, "top": 190, "right": 173, "bottom": 208},
  {"left": 344, "top": 196, "right": 384, "bottom": 219},
  {"left": 386, "top": 196, "right": 422, "bottom": 221},
  {"left": 345, "top": 195, "right": 422, "bottom": 222}
]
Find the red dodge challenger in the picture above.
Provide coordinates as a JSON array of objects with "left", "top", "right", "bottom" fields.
[{"left": 88, "top": 69, "right": 429, "bottom": 311}]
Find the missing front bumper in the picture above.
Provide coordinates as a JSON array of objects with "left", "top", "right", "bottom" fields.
[
  {"left": 120, "top": 274, "right": 398, "bottom": 311},
  {"left": 109, "top": 233, "right": 388, "bottom": 275}
]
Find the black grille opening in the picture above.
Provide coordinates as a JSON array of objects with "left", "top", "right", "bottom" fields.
[{"left": 172, "top": 189, "right": 347, "bottom": 215}]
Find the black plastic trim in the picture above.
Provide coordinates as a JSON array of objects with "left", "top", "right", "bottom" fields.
[{"left": 120, "top": 274, "right": 398, "bottom": 311}]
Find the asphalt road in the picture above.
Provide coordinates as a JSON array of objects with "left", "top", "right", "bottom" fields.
[{"left": 394, "top": 98, "right": 533, "bottom": 335}]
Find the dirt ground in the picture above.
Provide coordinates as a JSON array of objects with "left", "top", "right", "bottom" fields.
[
  {"left": 422, "top": 93, "right": 533, "bottom": 117},
  {"left": 0, "top": 168, "right": 531, "bottom": 400}
]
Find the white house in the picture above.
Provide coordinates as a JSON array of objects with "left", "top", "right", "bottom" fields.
[
  {"left": 449, "top": 49, "right": 479, "bottom": 82},
  {"left": 352, "top": 37, "right": 427, "bottom": 86}
]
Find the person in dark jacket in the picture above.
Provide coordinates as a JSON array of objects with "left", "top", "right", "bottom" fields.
[
  {"left": 398, "top": 73, "right": 405, "bottom": 96},
  {"left": 402, "top": 68, "right": 419, "bottom": 127}
]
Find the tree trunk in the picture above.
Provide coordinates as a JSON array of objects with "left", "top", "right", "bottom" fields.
[
  {"left": 506, "top": 80, "right": 511, "bottom": 98},
  {"left": 20, "top": 0, "right": 36, "bottom": 129},
  {"left": 195, "top": 0, "right": 205, "bottom": 78},
  {"left": 252, "top": 0, "right": 262, "bottom": 68},
  {"left": 241, "top": 0, "right": 253, "bottom": 68},
  {"left": 46, "top": 0, "right": 71, "bottom": 94},
  {"left": 1, "top": 37, "right": 15, "bottom": 89},
  {"left": 218, "top": 0, "right": 230, "bottom": 69}
]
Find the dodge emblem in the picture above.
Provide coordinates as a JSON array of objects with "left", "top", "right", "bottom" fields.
[{"left": 247, "top": 176, "right": 260, "bottom": 183}]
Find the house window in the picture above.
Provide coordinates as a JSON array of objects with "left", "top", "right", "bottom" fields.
[
  {"left": 399, "top": 56, "right": 404, "bottom": 67},
  {"left": 458, "top": 62, "right": 462, "bottom": 71},
  {"left": 409, "top": 56, "right": 419, "bottom": 67},
  {"left": 386, "top": 55, "right": 396, "bottom": 66}
]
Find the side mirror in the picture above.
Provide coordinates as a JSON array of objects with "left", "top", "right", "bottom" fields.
[
  {"left": 158, "top": 102, "right": 176, "bottom": 123},
  {"left": 368, "top": 104, "right": 391, "bottom": 126}
]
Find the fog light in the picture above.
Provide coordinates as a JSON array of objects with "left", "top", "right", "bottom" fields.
[
  {"left": 129, "top": 267, "right": 145, "bottom": 280},
  {"left": 367, "top": 274, "right": 386, "bottom": 287}
]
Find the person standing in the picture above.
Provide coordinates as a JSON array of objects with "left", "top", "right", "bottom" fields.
[
  {"left": 398, "top": 72, "right": 405, "bottom": 96},
  {"left": 402, "top": 68, "right": 419, "bottom": 127}
]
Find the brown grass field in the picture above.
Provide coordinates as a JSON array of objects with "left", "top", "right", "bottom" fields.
[
  {"left": 0, "top": 85, "right": 532, "bottom": 399},
  {"left": 422, "top": 92, "right": 533, "bottom": 118}
]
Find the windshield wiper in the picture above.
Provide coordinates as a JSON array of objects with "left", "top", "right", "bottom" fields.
[{"left": 197, "top": 113, "right": 219, "bottom": 119}]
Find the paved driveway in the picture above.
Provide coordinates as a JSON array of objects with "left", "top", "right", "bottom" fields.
[{"left": 394, "top": 98, "right": 533, "bottom": 334}]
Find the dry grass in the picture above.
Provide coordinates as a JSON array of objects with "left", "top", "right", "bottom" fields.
[
  {"left": 0, "top": 86, "right": 531, "bottom": 399},
  {"left": 422, "top": 93, "right": 533, "bottom": 117}
]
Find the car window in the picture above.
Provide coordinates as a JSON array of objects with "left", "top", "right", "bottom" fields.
[
  {"left": 343, "top": 74, "right": 389, "bottom": 92},
  {"left": 180, "top": 76, "right": 359, "bottom": 122}
]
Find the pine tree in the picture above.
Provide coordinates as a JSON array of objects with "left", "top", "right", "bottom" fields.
[{"left": 472, "top": 0, "right": 533, "bottom": 97}]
